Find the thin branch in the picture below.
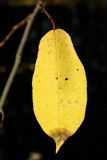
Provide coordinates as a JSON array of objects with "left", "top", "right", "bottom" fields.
[
  {"left": 41, "top": 2, "right": 56, "bottom": 30},
  {"left": 0, "top": 13, "right": 33, "bottom": 47},
  {"left": 0, "top": 0, "right": 55, "bottom": 47},
  {"left": 0, "top": 0, "right": 43, "bottom": 127}
]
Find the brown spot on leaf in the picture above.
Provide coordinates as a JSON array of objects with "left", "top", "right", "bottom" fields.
[
  {"left": 49, "top": 128, "right": 71, "bottom": 144},
  {"left": 65, "top": 78, "right": 68, "bottom": 80}
]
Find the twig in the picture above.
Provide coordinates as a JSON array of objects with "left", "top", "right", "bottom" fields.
[
  {"left": 0, "top": 13, "right": 34, "bottom": 47},
  {"left": 0, "top": 0, "right": 43, "bottom": 127},
  {"left": 0, "top": 0, "right": 55, "bottom": 47},
  {"left": 41, "top": 2, "right": 56, "bottom": 30}
]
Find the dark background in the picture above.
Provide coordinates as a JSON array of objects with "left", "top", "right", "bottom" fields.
[{"left": 0, "top": 0, "right": 107, "bottom": 159}]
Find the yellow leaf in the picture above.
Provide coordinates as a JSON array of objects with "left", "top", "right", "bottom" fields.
[{"left": 32, "top": 29, "right": 87, "bottom": 153}]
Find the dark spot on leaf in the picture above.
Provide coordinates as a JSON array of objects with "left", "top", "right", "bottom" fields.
[
  {"left": 56, "top": 77, "right": 58, "bottom": 80},
  {"left": 77, "top": 69, "right": 79, "bottom": 71},
  {"left": 50, "top": 128, "right": 71, "bottom": 144},
  {"left": 65, "top": 78, "right": 68, "bottom": 80}
]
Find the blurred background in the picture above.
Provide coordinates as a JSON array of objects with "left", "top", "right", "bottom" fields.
[{"left": 0, "top": 0, "right": 107, "bottom": 159}]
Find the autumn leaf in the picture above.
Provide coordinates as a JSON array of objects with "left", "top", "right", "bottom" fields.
[{"left": 32, "top": 29, "right": 87, "bottom": 153}]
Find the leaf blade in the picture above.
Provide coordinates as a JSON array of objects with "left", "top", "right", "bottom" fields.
[{"left": 32, "top": 29, "right": 87, "bottom": 153}]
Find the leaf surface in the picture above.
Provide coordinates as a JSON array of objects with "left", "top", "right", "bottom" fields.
[{"left": 32, "top": 29, "right": 87, "bottom": 153}]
